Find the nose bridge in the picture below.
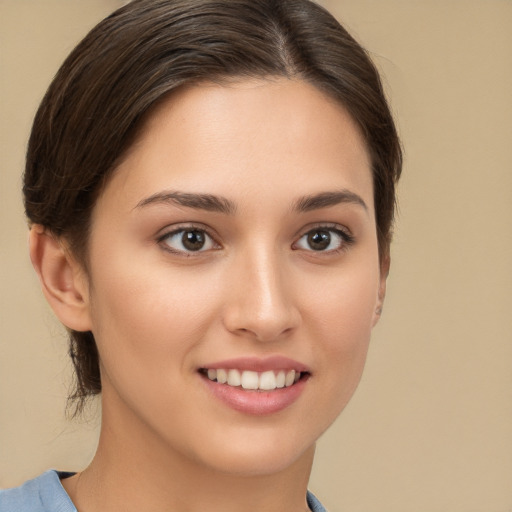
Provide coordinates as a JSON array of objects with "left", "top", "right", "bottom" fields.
[{"left": 223, "top": 242, "right": 299, "bottom": 341}]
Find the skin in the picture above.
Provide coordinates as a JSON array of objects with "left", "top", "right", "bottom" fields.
[{"left": 31, "top": 78, "right": 387, "bottom": 512}]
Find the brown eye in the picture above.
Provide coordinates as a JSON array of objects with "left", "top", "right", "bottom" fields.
[
  {"left": 162, "top": 228, "right": 216, "bottom": 253},
  {"left": 182, "top": 230, "right": 206, "bottom": 251},
  {"left": 307, "top": 230, "right": 331, "bottom": 250},
  {"left": 295, "top": 227, "right": 351, "bottom": 252}
]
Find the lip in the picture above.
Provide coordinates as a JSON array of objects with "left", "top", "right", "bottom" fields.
[
  {"left": 201, "top": 374, "right": 308, "bottom": 415},
  {"left": 199, "top": 355, "right": 310, "bottom": 373},
  {"left": 198, "top": 356, "right": 310, "bottom": 416}
]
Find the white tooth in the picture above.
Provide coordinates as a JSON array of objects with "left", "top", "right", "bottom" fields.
[
  {"left": 259, "top": 371, "right": 277, "bottom": 390},
  {"left": 276, "top": 370, "right": 286, "bottom": 388},
  {"left": 217, "top": 369, "right": 227, "bottom": 384},
  {"left": 207, "top": 369, "right": 217, "bottom": 381},
  {"left": 294, "top": 372, "right": 300, "bottom": 383},
  {"left": 227, "top": 369, "right": 241, "bottom": 386},
  {"left": 241, "top": 371, "right": 259, "bottom": 390},
  {"left": 285, "top": 370, "right": 296, "bottom": 387}
]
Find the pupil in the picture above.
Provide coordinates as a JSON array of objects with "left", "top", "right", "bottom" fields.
[
  {"left": 182, "top": 230, "right": 205, "bottom": 251},
  {"left": 308, "top": 230, "right": 330, "bottom": 251}
]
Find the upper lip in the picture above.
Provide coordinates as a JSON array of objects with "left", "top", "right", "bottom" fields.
[{"left": 199, "top": 355, "right": 310, "bottom": 373}]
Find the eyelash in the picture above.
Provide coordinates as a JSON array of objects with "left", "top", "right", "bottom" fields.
[
  {"left": 293, "top": 224, "right": 355, "bottom": 254},
  {"left": 157, "top": 224, "right": 354, "bottom": 256},
  {"left": 157, "top": 224, "right": 220, "bottom": 256}
]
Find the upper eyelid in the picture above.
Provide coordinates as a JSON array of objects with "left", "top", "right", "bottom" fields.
[
  {"left": 157, "top": 223, "right": 218, "bottom": 240},
  {"left": 294, "top": 222, "right": 353, "bottom": 239}
]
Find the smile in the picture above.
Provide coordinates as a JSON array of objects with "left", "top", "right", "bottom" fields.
[
  {"left": 200, "top": 368, "right": 303, "bottom": 391},
  {"left": 198, "top": 356, "right": 310, "bottom": 414}
]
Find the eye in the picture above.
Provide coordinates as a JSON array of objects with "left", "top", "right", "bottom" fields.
[
  {"left": 160, "top": 228, "right": 217, "bottom": 253},
  {"left": 294, "top": 227, "right": 353, "bottom": 252}
]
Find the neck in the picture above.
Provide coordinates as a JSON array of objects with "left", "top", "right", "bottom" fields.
[{"left": 62, "top": 390, "right": 315, "bottom": 512}]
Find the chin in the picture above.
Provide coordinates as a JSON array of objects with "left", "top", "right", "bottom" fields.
[{"left": 181, "top": 425, "right": 317, "bottom": 477}]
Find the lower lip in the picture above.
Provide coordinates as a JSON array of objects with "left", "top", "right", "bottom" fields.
[{"left": 201, "top": 374, "right": 308, "bottom": 415}]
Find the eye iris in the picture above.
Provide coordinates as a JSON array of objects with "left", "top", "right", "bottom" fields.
[
  {"left": 307, "top": 230, "right": 331, "bottom": 250},
  {"left": 182, "top": 230, "right": 205, "bottom": 251}
]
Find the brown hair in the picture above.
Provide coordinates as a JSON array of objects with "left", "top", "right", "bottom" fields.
[{"left": 24, "top": 0, "right": 402, "bottom": 414}]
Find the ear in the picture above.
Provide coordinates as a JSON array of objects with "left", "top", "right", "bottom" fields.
[
  {"left": 29, "top": 225, "right": 92, "bottom": 332},
  {"left": 372, "top": 254, "right": 390, "bottom": 328}
]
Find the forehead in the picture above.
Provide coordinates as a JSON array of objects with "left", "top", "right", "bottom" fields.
[{"left": 100, "top": 78, "right": 373, "bottom": 214}]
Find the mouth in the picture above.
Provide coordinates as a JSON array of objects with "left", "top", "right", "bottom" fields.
[
  {"left": 198, "top": 368, "right": 309, "bottom": 391},
  {"left": 198, "top": 356, "right": 310, "bottom": 414}
]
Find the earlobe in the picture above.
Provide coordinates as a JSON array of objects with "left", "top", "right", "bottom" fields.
[
  {"left": 29, "top": 225, "right": 92, "bottom": 332},
  {"left": 372, "top": 255, "right": 390, "bottom": 328}
]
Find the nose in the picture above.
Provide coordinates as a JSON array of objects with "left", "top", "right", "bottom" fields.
[{"left": 221, "top": 248, "right": 301, "bottom": 342}]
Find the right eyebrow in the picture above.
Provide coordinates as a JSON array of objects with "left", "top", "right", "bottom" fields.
[{"left": 134, "top": 190, "right": 236, "bottom": 215}]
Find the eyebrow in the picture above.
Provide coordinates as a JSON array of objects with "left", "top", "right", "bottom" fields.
[
  {"left": 293, "top": 190, "right": 368, "bottom": 213},
  {"left": 135, "top": 191, "right": 236, "bottom": 214},
  {"left": 135, "top": 189, "right": 367, "bottom": 215}
]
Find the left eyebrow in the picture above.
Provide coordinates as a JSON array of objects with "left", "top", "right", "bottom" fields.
[
  {"left": 293, "top": 190, "right": 368, "bottom": 213},
  {"left": 134, "top": 190, "right": 236, "bottom": 214}
]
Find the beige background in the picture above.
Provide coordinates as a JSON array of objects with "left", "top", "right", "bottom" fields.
[{"left": 1, "top": 1, "right": 511, "bottom": 510}]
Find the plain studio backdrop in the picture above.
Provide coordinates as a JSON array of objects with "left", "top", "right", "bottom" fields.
[{"left": 1, "top": 1, "right": 511, "bottom": 511}]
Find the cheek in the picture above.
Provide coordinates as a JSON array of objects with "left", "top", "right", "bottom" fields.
[
  {"left": 304, "top": 258, "right": 379, "bottom": 349},
  {"left": 86, "top": 264, "right": 220, "bottom": 435},
  {"left": 87, "top": 257, "right": 217, "bottom": 377},
  {"left": 300, "top": 262, "right": 379, "bottom": 419}
]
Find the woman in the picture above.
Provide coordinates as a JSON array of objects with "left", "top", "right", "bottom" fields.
[{"left": 0, "top": 0, "right": 401, "bottom": 510}]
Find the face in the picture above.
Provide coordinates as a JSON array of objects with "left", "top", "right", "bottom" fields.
[{"left": 82, "top": 79, "right": 385, "bottom": 476}]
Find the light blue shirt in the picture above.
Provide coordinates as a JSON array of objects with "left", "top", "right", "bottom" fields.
[{"left": 0, "top": 470, "right": 327, "bottom": 511}]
